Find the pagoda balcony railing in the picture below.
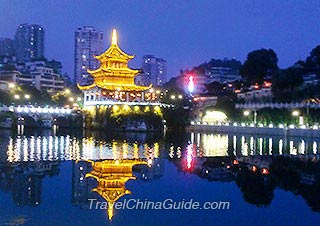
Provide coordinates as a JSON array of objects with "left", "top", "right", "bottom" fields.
[{"left": 83, "top": 99, "right": 170, "bottom": 107}]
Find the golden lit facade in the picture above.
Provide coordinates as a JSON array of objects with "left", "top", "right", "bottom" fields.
[
  {"left": 78, "top": 29, "right": 159, "bottom": 106},
  {"left": 85, "top": 159, "right": 147, "bottom": 220}
]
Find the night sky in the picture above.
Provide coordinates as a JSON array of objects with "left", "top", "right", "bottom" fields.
[{"left": 1, "top": 0, "right": 320, "bottom": 79}]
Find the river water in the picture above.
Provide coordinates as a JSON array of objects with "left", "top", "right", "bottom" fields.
[{"left": 0, "top": 128, "right": 319, "bottom": 226}]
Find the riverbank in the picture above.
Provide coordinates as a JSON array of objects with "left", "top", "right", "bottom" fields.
[{"left": 187, "top": 124, "right": 320, "bottom": 138}]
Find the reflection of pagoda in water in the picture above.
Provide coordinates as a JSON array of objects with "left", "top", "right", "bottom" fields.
[
  {"left": 78, "top": 29, "right": 159, "bottom": 107},
  {"left": 85, "top": 159, "right": 147, "bottom": 220}
]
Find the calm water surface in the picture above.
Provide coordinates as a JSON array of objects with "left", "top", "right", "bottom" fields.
[{"left": 0, "top": 129, "right": 320, "bottom": 226}]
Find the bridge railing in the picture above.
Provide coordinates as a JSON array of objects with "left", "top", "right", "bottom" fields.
[{"left": 0, "top": 105, "right": 73, "bottom": 115}]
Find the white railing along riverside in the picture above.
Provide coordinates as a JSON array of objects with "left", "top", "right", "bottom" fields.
[
  {"left": 0, "top": 105, "right": 73, "bottom": 115},
  {"left": 235, "top": 102, "right": 320, "bottom": 109}
]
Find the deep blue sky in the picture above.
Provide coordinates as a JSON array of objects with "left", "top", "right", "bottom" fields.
[{"left": 1, "top": 0, "right": 320, "bottom": 79}]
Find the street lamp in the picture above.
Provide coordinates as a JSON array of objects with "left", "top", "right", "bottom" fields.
[
  {"left": 24, "top": 94, "right": 30, "bottom": 99},
  {"left": 8, "top": 83, "right": 16, "bottom": 89},
  {"left": 14, "top": 94, "right": 20, "bottom": 100},
  {"left": 292, "top": 110, "right": 303, "bottom": 126},
  {"left": 292, "top": 110, "right": 299, "bottom": 117},
  {"left": 170, "top": 95, "right": 176, "bottom": 100},
  {"left": 243, "top": 110, "right": 257, "bottom": 125},
  {"left": 76, "top": 97, "right": 82, "bottom": 101},
  {"left": 64, "top": 89, "right": 71, "bottom": 94},
  {"left": 69, "top": 97, "right": 75, "bottom": 102}
]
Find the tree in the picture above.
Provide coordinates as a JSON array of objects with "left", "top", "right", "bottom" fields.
[
  {"left": 306, "top": 45, "right": 320, "bottom": 69},
  {"left": 272, "top": 68, "right": 303, "bottom": 102},
  {"left": 240, "top": 49, "right": 279, "bottom": 84}
]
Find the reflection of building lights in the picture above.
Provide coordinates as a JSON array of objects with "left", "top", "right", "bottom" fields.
[{"left": 186, "top": 144, "right": 193, "bottom": 170}]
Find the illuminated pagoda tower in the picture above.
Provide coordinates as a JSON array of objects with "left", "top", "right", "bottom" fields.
[
  {"left": 78, "top": 29, "right": 158, "bottom": 106},
  {"left": 85, "top": 159, "right": 147, "bottom": 220}
]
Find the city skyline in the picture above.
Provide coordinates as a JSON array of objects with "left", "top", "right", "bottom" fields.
[{"left": 1, "top": 0, "right": 319, "bottom": 79}]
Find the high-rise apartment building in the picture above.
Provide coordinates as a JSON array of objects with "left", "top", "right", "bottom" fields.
[
  {"left": 0, "top": 38, "right": 15, "bottom": 56},
  {"left": 14, "top": 24, "right": 45, "bottom": 62},
  {"left": 141, "top": 55, "right": 167, "bottom": 86},
  {"left": 74, "top": 26, "right": 103, "bottom": 85}
]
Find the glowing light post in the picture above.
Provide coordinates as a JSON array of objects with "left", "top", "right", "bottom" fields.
[
  {"left": 292, "top": 110, "right": 303, "bottom": 126},
  {"left": 243, "top": 110, "right": 257, "bottom": 126},
  {"left": 253, "top": 110, "right": 257, "bottom": 126}
]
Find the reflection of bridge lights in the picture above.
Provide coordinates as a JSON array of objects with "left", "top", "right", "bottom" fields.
[
  {"left": 202, "top": 134, "right": 228, "bottom": 157},
  {"left": 313, "top": 142, "right": 318, "bottom": 154}
]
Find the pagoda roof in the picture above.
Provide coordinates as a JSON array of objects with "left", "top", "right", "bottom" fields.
[
  {"left": 94, "top": 44, "right": 134, "bottom": 61},
  {"left": 77, "top": 83, "right": 152, "bottom": 92},
  {"left": 87, "top": 67, "right": 139, "bottom": 76},
  {"left": 94, "top": 29, "right": 134, "bottom": 61},
  {"left": 77, "top": 29, "right": 151, "bottom": 93}
]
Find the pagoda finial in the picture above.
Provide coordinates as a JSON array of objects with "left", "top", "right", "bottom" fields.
[{"left": 112, "top": 29, "right": 118, "bottom": 45}]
